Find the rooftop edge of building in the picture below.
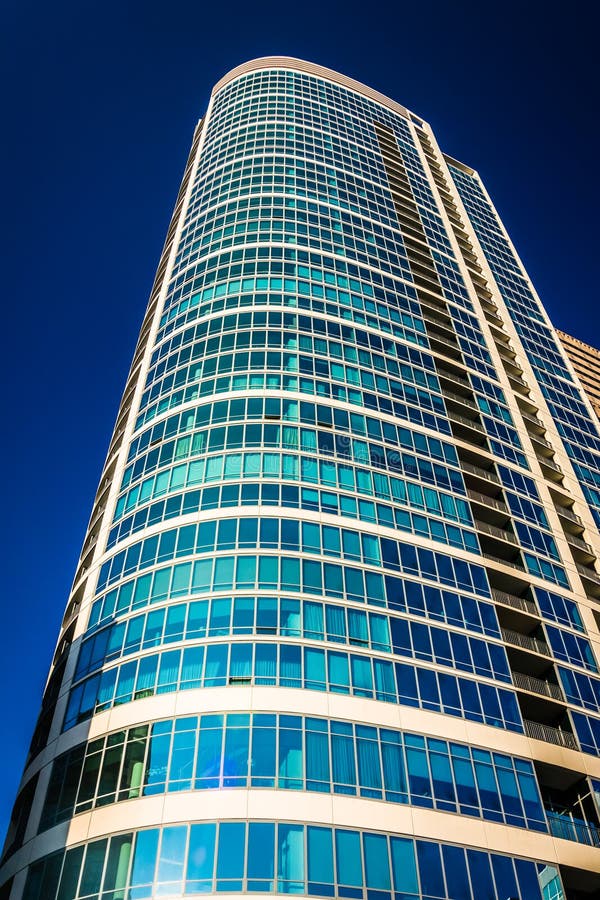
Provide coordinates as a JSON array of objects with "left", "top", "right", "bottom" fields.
[
  {"left": 212, "top": 56, "right": 410, "bottom": 118},
  {"left": 557, "top": 329, "right": 600, "bottom": 358},
  {"left": 211, "top": 57, "right": 477, "bottom": 177}
]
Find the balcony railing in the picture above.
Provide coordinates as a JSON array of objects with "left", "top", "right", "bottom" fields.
[
  {"left": 437, "top": 369, "right": 470, "bottom": 389},
  {"left": 521, "top": 410, "right": 545, "bottom": 431},
  {"left": 529, "top": 432, "right": 554, "bottom": 452},
  {"left": 506, "top": 370, "right": 528, "bottom": 387},
  {"left": 444, "top": 391, "right": 479, "bottom": 412},
  {"left": 523, "top": 719, "right": 578, "bottom": 751},
  {"left": 477, "top": 520, "right": 518, "bottom": 545},
  {"left": 482, "top": 309, "right": 503, "bottom": 327},
  {"left": 576, "top": 563, "right": 600, "bottom": 587},
  {"left": 422, "top": 307, "right": 454, "bottom": 330},
  {"left": 487, "top": 314, "right": 507, "bottom": 332},
  {"left": 512, "top": 671, "right": 564, "bottom": 702},
  {"left": 484, "top": 552, "right": 525, "bottom": 571},
  {"left": 566, "top": 533, "right": 595, "bottom": 556},
  {"left": 501, "top": 627, "right": 549, "bottom": 656},
  {"left": 538, "top": 455, "right": 564, "bottom": 476},
  {"left": 546, "top": 811, "right": 600, "bottom": 847},
  {"left": 491, "top": 588, "right": 538, "bottom": 617},
  {"left": 448, "top": 410, "right": 485, "bottom": 433},
  {"left": 497, "top": 344, "right": 518, "bottom": 364},
  {"left": 460, "top": 461, "right": 500, "bottom": 484},
  {"left": 467, "top": 489, "right": 508, "bottom": 514},
  {"left": 555, "top": 505, "right": 584, "bottom": 528}
]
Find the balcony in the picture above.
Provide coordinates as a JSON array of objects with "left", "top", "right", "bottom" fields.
[
  {"left": 427, "top": 333, "right": 463, "bottom": 362},
  {"left": 506, "top": 369, "right": 528, "bottom": 388},
  {"left": 443, "top": 389, "right": 479, "bottom": 412},
  {"left": 576, "top": 563, "right": 600, "bottom": 597},
  {"left": 477, "top": 520, "right": 519, "bottom": 546},
  {"left": 421, "top": 303, "right": 454, "bottom": 330},
  {"left": 415, "top": 290, "right": 448, "bottom": 316},
  {"left": 529, "top": 432, "right": 555, "bottom": 454},
  {"left": 491, "top": 588, "right": 538, "bottom": 617},
  {"left": 501, "top": 627, "right": 549, "bottom": 657},
  {"left": 467, "top": 489, "right": 508, "bottom": 515},
  {"left": 523, "top": 719, "right": 578, "bottom": 751},
  {"left": 512, "top": 671, "right": 564, "bottom": 702},
  {"left": 460, "top": 460, "right": 500, "bottom": 486},
  {"left": 423, "top": 316, "right": 459, "bottom": 346},
  {"left": 555, "top": 504, "right": 584, "bottom": 530},
  {"left": 537, "top": 766, "right": 600, "bottom": 850},
  {"left": 447, "top": 409, "right": 488, "bottom": 445},
  {"left": 448, "top": 410, "right": 484, "bottom": 432},
  {"left": 566, "top": 532, "right": 596, "bottom": 561},
  {"left": 482, "top": 309, "right": 503, "bottom": 328},
  {"left": 537, "top": 454, "right": 565, "bottom": 482},
  {"left": 549, "top": 482, "right": 576, "bottom": 508},
  {"left": 546, "top": 811, "right": 600, "bottom": 847},
  {"left": 497, "top": 344, "right": 520, "bottom": 367},
  {"left": 521, "top": 410, "right": 546, "bottom": 433},
  {"left": 483, "top": 551, "right": 525, "bottom": 572},
  {"left": 437, "top": 367, "right": 471, "bottom": 390},
  {"left": 478, "top": 292, "right": 498, "bottom": 310},
  {"left": 487, "top": 316, "right": 507, "bottom": 336}
]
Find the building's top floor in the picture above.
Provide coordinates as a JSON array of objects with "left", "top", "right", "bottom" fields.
[
  {"left": 557, "top": 329, "right": 600, "bottom": 363},
  {"left": 210, "top": 56, "right": 476, "bottom": 175}
]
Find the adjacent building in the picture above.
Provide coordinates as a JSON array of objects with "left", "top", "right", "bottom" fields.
[
  {"left": 558, "top": 330, "right": 600, "bottom": 423},
  {"left": 2, "top": 57, "right": 600, "bottom": 900}
]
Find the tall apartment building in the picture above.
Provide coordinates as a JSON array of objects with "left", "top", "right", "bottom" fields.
[
  {"left": 558, "top": 331, "right": 600, "bottom": 423},
  {"left": 3, "top": 57, "right": 600, "bottom": 900}
]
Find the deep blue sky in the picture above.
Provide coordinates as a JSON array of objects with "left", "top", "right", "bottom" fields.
[{"left": 0, "top": 0, "right": 597, "bottom": 838}]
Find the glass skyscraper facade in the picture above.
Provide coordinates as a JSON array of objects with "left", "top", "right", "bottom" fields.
[{"left": 2, "top": 57, "right": 600, "bottom": 900}]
